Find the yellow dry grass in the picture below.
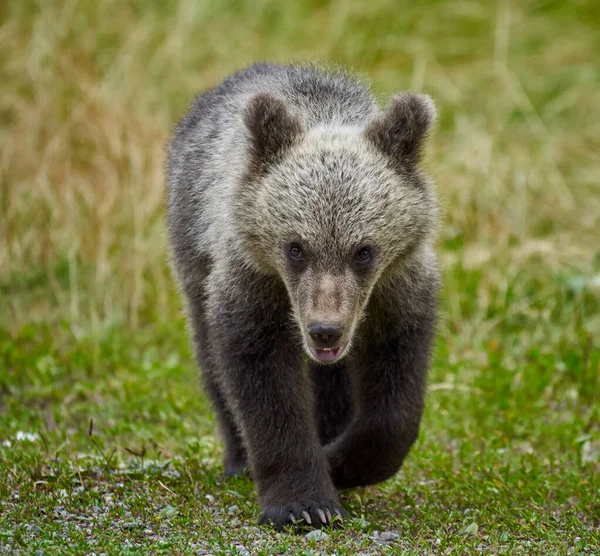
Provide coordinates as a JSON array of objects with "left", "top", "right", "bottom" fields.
[{"left": 1, "top": 0, "right": 599, "bottom": 334}]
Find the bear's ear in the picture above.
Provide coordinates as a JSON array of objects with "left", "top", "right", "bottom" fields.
[
  {"left": 365, "top": 93, "right": 436, "bottom": 169},
  {"left": 243, "top": 93, "right": 303, "bottom": 170}
]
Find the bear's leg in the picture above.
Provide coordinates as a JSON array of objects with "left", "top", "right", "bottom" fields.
[
  {"left": 201, "top": 370, "right": 248, "bottom": 477},
  {"left": 207, "top": 268, "right": 343, "bottom": 529},
  {"left": 184, "top": 270, "right": 248, "bottom": 477},
  {"left": 325, "top": 279, "right": 437, "bottom": 489},
  {"left": 310, "top": 362, "right": 353, "bottom": 445}
]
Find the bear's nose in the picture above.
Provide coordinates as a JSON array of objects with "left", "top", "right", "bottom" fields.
[{"left": 308, "top": 322, "right": 342, "bottom": 348}]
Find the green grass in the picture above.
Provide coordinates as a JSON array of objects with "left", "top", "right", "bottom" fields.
[{"left": 1, "top": 0, "right": 599, "bottom": 553}]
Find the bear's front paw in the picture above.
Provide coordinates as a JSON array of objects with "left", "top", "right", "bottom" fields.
[{"left": 258, "top": 502, "right": 345, "bottom": 531}]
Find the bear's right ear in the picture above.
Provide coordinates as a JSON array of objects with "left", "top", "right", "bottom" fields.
[
  {"left": 365, "top": 93, "right": 436, "bottom": 170},
  {"left": 243, "top": 93, "right": 303, "bottom": 171}
]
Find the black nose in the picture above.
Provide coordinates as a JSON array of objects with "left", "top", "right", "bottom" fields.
[{"left": 308, "top": 322, "right": 342, "bottom": 348}]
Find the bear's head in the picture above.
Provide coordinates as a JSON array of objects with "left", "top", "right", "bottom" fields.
[{"left": 237, "top": 92, "right": 438, "bottom": 364}]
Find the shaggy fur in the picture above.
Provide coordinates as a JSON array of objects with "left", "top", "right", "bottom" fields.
[{"left": 166, "top": 63, "right": 440, "bottom": 530}]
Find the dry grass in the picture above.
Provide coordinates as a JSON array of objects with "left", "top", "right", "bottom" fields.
[{"left": 1, "top": 0, "right": 599, "bottom": 336}]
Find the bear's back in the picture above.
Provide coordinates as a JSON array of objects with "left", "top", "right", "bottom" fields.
[{"left": 172, "top": 64, "right": 378, "bottom": 146}]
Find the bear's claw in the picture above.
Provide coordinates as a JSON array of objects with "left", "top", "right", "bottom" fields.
[{"left": 259, "top": 502, "right": 345, "bottom": 531}]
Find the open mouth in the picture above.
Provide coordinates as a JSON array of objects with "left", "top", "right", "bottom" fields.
[{"left": 311, "top": 345, "right": 344, "bottom": 363}]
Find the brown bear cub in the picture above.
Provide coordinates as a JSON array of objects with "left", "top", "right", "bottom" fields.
[{"left": 166, "top": 63, "right": 440, "bottom": 530}]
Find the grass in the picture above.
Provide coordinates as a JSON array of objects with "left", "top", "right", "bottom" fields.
[{"left": 1, "top": 0, "right": 599, "bottom": 553}]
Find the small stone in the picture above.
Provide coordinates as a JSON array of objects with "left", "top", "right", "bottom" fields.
[
  {"left": 25, "top": 523, "right": 41, "bottom": 534},
  {"left": 305, "top": 529, "right": 328, "bottom": 542},
  {"left": 372, "top": 530, "right": 400, "bottom": 543},
  {"left": 121, "top": 521, "right": 140, "bottom": 530},
  {"left": 205, "top": 494, "right": 215, "bottom": 503},
  {"left": 227, "top": 504, "right": 239, "bottom": 514}
]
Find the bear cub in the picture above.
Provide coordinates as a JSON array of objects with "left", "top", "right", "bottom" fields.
[{"left": 166, "top": 63, "right": 440, "bottom": 530}]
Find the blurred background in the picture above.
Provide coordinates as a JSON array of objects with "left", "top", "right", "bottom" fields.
[
  {"left": 2, "top": 0, "right": 599, "bottom": 329},
  {"left": 0, "top": 0, "right": 598, "bottom": 551}
]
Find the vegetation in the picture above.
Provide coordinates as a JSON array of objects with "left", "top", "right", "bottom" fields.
[{"left": 1, "top": 0, "right": 598, "bottom": 552}]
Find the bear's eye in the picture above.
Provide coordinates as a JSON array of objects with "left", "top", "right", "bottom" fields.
[
  {"left": 287, "top": 243, "right": 305, "bottom": 264},
  {"left": 355, "top": 247, "right": 372, "bottom": 264},
  {"left": 354, "top": 246, "right": 375, "bottom": 270},
  {"left": 289, "top": 243, "right": 303, "bottom": 260}
]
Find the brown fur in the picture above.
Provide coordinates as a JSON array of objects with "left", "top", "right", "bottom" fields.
[{"left": 166, "top": 63, "right": 440, "bottom": 530}]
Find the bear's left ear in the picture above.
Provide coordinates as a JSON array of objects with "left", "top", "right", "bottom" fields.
[
  {"left": 244, "top": 93, "right": 303, "bottom": 171},
  {"left": 365, "top": 93, "right": 436, "bottom": 169}
]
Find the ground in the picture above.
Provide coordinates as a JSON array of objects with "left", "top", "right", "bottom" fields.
[{"left": 1, "top": 0, "right": 599, "bottom": 554}]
